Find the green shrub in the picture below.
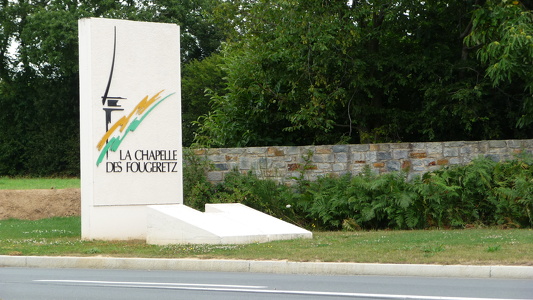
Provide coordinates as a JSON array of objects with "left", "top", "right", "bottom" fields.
[
  {"left": 183, "top": 150, "right": 533, "bottom": 230},
  {"left": 487, "top": 154, "right": 533, "bottom": 227},
  {"left": 211, "top": 170, "right": 307, "bottom": 226},
  {"left": 294, "top": 173, "right": 353, "bottom": 230},
  {"left": 304, "top": 154, "right": 532, "bottom": 229},
  {"left": 182, "top": 157, "right": 308, "bottom": 226},
  {"left": 182, "top": 148, "right": 215, "bottom": 211},
  {"left": 413, "top": 155, "right": 533, "bottom": 228},
  {"left": 411, "top": 157, "right": 494, "bottom": 228},
  {"left": 296, "top": 168, "right": 420, "bottom": 230}
]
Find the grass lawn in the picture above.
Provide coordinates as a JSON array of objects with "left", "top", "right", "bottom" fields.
[
  {"left": 0, "top": 177, "right": 80, "bottom": 190},
  {"left": 1, "top": 217, "right": 532, "bottom": 265}
]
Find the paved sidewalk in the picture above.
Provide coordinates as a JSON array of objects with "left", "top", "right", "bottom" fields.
[{"left": 1, "top": 255, "right": 532, "bottom": 279}]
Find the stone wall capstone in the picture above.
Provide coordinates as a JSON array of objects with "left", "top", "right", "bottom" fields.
[{"left": 194, "top": 139, "right": 533, "bottom": 184}]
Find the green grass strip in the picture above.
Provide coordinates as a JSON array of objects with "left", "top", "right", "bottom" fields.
[
  {"left": 1, "top": 217, "right": 532, "bottom": 265},
  {"left": 0, "top": 177, "right": 80, "bottom": 190}
]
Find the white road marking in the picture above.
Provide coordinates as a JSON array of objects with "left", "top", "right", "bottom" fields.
[
  {"left": 34, "top": 280, "right": 531, "bottom": 300},
  {"left": 34, "top": 280, "right": 266, "bottom": 289}
]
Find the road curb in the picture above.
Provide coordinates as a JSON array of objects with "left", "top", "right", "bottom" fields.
[{"left": 1, "top": 255, "right": 532, "bottom": 279}]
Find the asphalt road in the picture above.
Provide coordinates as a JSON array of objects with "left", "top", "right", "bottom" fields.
[{"left": 0, "top": 267, "right": 532, "bottom": 300}]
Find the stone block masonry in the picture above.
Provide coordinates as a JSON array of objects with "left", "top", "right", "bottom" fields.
[{"left": 197, "top": 139, "right": 533, "bottom": 185}]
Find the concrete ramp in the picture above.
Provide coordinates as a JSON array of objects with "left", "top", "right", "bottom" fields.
[{"left": 146, "top": 204, "right": 312, "bottom": 245}]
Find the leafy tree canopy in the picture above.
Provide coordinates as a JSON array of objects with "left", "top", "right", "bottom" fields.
[
  {"left": 0, "top": 0, "right": 223, "bottom": 175},
  {"left": 1, "top": 0, "right": 533, "bottom": 176},
  {"left": 194, "top": 0, "right": 533, "bottom": 147}
]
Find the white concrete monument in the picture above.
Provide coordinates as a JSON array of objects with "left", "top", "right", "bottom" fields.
[
  {"left": 79, "top": 18, "right": 312, "bottom": 244},
  {"left": 79, "top": 18, "right": 183, "bottom": 240}
]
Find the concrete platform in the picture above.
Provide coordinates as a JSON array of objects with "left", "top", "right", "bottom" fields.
[{"left": 146, "top": 203, "right": 312, "bottom": 245}]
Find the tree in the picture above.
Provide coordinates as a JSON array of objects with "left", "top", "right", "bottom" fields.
[
  {"left": 140, "top": 0, "right": 224, "bottom": 63},
  {"left": 0, "top": 0, "right": 224, "bottom": 175},
  {"left": 195, "top": 0, "right": 533, "bottom": 147},
  {"left": 181, "top": 53, "right": 226, "bottom": 146},
  {"left": 466, "top": 0, "right": 533, "bottom": 128},
  {"left": 0, "top": 0, "right": 82, "bottom": 175}
]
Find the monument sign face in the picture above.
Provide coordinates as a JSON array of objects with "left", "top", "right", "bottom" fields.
[{"left": 79, "top": 18, "right": 182, "bottom": 239}]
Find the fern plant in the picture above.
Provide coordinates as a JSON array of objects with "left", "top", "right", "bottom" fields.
[
  {"left": 297, "top": 173, "right": 353, "bottom": 230},
  {"left": 488, "top": 155, "right": 533, "bottom": 227},
  {"left": 184, "top": 150, "right": 533, "bottom": 230}
]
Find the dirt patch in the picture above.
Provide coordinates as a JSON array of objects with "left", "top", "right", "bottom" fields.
[{"left": 0, "top": 189, "right": 80, "bottom": 220}]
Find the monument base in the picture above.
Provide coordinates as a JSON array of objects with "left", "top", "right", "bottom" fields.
[
  {"left": 146, "top": 204, "right": 313, "bottom": 245},
  {"left": 82, "top": 205, "right": 148, "bottom": 240}
]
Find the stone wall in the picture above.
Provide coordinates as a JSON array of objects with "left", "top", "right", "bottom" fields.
[{"left": 194, "top": 139, "right": 533, "bottom": 184}]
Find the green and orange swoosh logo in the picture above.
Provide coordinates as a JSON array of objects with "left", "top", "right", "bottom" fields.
[{"left": 96, "top": 90, "right": 175, "bottom": 166}]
